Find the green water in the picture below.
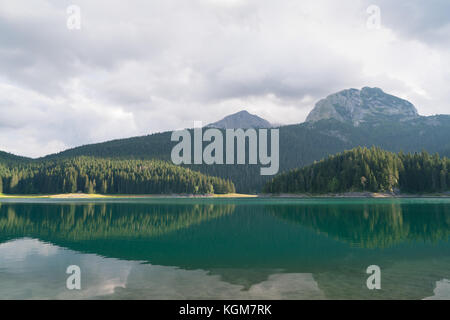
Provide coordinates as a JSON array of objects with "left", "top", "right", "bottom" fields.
[{"left": 0, "top": 198, "right": 449, "bottom": 300}]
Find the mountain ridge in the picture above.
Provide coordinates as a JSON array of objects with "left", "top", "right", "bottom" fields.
[
  {"left": 0, "top": 150, "right": 31, "bottom": 163},
  {"left": 37, "top": 114, "right": 450, "bottom": 192},
  {"left": 207, "top": 110, "right": 272, "bottom": 129}
]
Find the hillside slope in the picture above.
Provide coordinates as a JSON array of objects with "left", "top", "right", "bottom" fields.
[
  {"left": 0, "top": 150, "right": 30, "bottom": 163},
  {"left": 0, "top": 157, "right": 235, "bottom": 195},
  {"left": 264, "top": 147, "right": 450, "bottom": 194},
  {"left": 37, "top": 115, "right": 450, "bottom": 193}
]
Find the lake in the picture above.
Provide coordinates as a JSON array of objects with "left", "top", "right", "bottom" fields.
[{"left": 0, "top": 198, "right": 449, "bottom": 300}]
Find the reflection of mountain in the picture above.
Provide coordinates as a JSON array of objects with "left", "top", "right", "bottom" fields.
[
  {"left": 267, "top": 201, "right": 450, "bottom": 248},
  {"left": 0, "top": 202, "right": 235, "bottom": 241}
]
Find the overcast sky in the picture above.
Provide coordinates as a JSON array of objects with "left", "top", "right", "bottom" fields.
[{"left": 1, "top": 0, "right": 450, "bottom": 158}]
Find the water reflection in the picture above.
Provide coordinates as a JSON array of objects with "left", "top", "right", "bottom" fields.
[
  {"left": 0, "top": 199, "right": 449, "bottom": 300},
  {"left": 267, "top": 201, "right": 450, "bottom": 248},
  {"left": 0, "top": 239, "right": 325, "bottom": 300},
  {"left": 0, "top": 202, "right": 235, "bottom": 240}
]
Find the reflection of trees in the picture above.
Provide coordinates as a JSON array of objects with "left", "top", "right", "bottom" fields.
[
  {"left": 267, "top": 202, "right": 450, "bottom": 248},
  {"left": 0, "top": 202, "right": 235, "bottom": 241}
]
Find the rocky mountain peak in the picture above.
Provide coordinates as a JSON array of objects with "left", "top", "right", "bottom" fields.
[{"left": 306, "top": 87, "right": 419, "bottom": 125}]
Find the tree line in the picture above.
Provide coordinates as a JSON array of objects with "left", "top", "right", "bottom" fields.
[
  {"left": 264, "top": 147, "right": 450, "bottom": 194},
  {"left": 38, "top": 117, "right": 450, "bottom": 193},
  {"left": 0, "top": 157, "right": 235, "bottom": 195}
]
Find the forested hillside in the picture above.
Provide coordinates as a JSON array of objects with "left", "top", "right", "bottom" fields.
[
  {"left": 264, "top": 147, "right": 450, "bottom": 194},
  {"left": 0, "top": 157, "right": 235, "bottom": 195},
  {"left": 0, "top": 150, "right": 30, "bottom": 164},
  {"left": 40, "top": 116, "right": 450, "bottom": 193}
]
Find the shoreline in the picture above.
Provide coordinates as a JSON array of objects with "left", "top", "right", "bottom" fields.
[
  {"left": 261, "top": 192, "right": 450, "bottom": 198},
  {"left": 0, "top": 193, "right": 258, "bottom": 199},
  {"left": 0, "top": 192, "right": 449, "bottom": 200}
]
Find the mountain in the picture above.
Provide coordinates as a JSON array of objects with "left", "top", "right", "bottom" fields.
[
  {"left": 24, "top": 88, "right": 450, "bottom": 193},
  {"left": 306, "top": 87, "right": 419, "bottom": 125},
  {"left": 207, "top": 110, "right": 272, "bottom": 129},
  {"left": 41, "top": 115, "right": 450, "bottom": 193}
]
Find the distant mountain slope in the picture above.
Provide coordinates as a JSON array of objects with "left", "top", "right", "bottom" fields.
[
  {"left": 47, "top": 132, "right": 173, "bottom": 161},
  {"left": 207, "top": 110, "right": 272, "bottom": 129},
  {"left": 39, "top": 115, "right": 450, "bottom": 193},
  {"left": 306, "top": 87, "right": 419, "bottom": 125},
  {"left": 0, "top": 150, "right": 30, "bottom": 163}
]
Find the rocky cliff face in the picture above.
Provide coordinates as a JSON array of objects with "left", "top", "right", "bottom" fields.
[{"left": 306, "top": 87, "right": 419, "bottom": 125}]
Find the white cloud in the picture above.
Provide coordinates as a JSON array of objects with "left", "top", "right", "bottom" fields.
[{"left": 1, "top": 0, "right": 450, "bottom": 157}]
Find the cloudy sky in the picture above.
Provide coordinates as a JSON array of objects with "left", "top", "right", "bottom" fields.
[{"left": 1, "top": 0, "right": 450, "bottom": 158}]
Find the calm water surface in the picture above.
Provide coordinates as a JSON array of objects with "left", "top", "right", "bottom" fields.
[{"left": 0, "top": 198, "right": 449, "bottom": 300}]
